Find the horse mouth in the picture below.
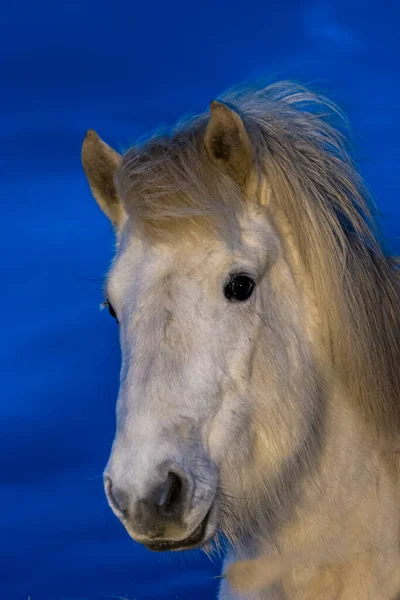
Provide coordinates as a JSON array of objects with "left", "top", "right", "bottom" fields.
[{"left": 144, "top": 507, "right": 213, "bottom": 552}]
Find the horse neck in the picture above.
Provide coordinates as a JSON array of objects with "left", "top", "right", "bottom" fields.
[
  {"left": 224, "top": 383, "right": 400, "bottom": 597},
  {"left": 276, "top": 382, "right": 400, "bottom": 568}
]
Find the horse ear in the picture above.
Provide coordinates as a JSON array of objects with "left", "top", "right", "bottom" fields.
[
  {"left": 81, "top": 130, "right": 126, "bottom": 228},
  {"left": 204, "top": 101, "right": 253, "bottom": 188}
]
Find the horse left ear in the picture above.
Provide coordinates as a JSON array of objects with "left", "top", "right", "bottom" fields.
[{"left": 204, "top": 101, "right": 253, "bottom": 189}]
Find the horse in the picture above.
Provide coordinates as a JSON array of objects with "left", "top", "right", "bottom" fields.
[{"left": 81, "top": 82, "right": 400, "bottom": 599}]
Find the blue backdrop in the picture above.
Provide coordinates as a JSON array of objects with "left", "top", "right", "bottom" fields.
[{"left": 1, "top": 1, "right": 399, "bottom": 599}]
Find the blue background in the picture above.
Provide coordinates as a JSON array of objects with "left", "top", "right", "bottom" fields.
[{"left": 1, "top": 1, "right": 399, "bottom": 599}]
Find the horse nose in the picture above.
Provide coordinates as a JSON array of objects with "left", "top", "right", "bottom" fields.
[{"left": 104, "top": 469, "right": 191, "bottom": 536}]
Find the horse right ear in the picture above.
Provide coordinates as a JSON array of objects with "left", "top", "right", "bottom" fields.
[{"left": 81, "top": 130, "right": 126, "bottom": 228}]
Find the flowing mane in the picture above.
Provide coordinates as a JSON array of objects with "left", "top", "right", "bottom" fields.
[{"left": 117, "top": 82, "right": 400, "bottom": 439}]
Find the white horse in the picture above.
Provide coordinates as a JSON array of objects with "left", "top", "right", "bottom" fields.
[{"left": 81, "top": 82, "right": 400, "bottom": 599}]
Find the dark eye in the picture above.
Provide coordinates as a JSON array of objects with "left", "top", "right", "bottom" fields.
[
  {"left": 105, "top": 300, "right": 118, "bottom": 323},
  {"left": 224, "top": 273, "right": 255, "bottom": 302}
]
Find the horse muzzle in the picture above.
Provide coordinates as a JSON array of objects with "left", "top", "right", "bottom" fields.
[{"left": 103, "top": 461, "right": 218, "bottom": 551}]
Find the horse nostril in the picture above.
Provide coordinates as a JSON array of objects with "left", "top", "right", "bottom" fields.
[
  {"left": 104, "top": 467, "right": 191, "bottom": 536},
  {"left": 158, "top": 471, "right": 184, "bottom": 517},
  {"left": 104, "top": 475, "right": 127, "bottom": 516}
]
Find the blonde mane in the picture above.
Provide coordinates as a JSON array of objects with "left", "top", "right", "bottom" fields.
[{"left": 116, "top": 81, "right": 400, "bottom": 439}]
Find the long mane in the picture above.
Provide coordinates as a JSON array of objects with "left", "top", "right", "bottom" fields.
[{"left": 117, "top": 82, "right": 400, "bottom": 438}]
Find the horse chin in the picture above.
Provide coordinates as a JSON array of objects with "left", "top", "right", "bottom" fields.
[{"left": 144, "top": 503, "right": 218, "bottom": 552}]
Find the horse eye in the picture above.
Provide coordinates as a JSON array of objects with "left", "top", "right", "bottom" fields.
[
  {"left": 105, "top": 300, "right": 118, "bottom": 323},
  {"left": 224, "top": 273, "right": 255, "bottom": 302}
]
